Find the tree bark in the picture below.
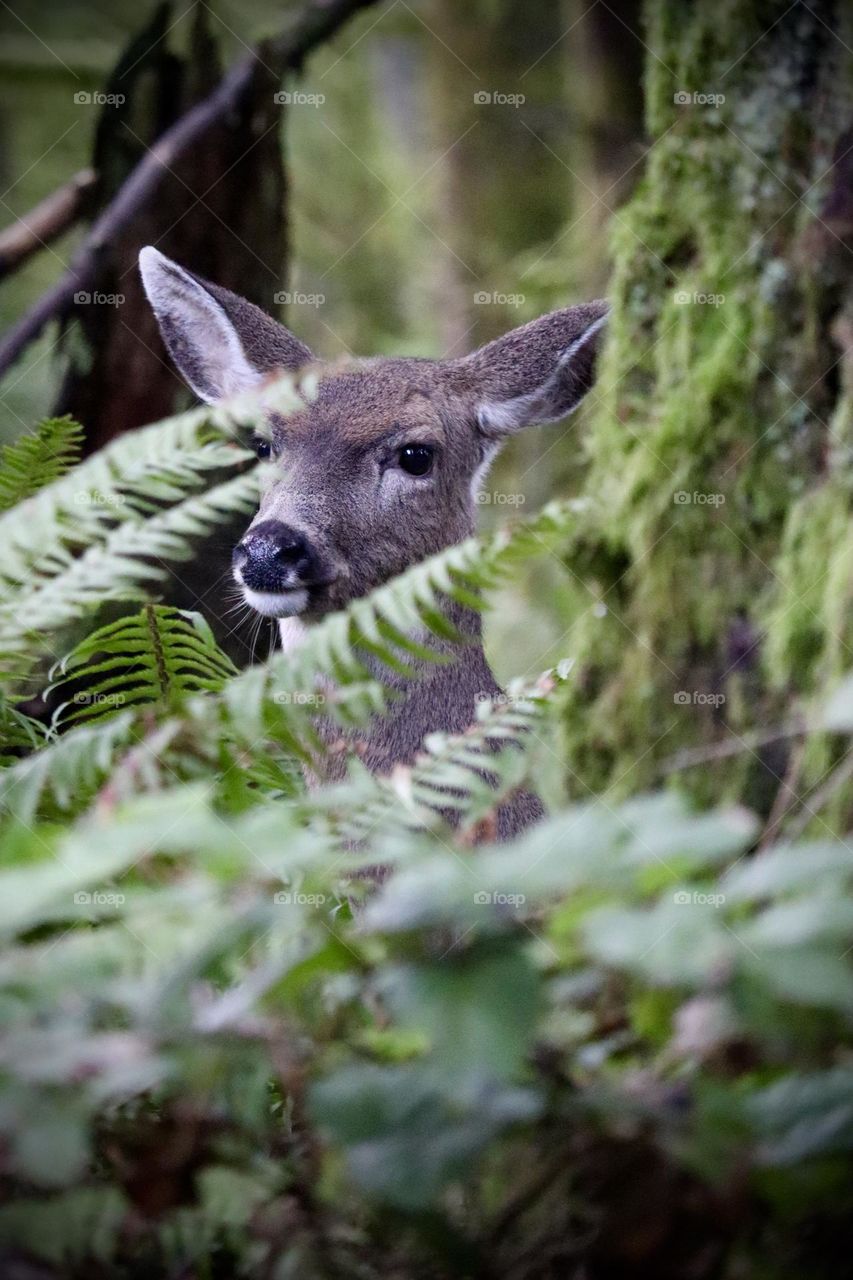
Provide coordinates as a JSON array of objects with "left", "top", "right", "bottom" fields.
[
  {"left": 561, "top": 0, "right": 853, "bottom": 831},
  {"left": 53, "top": 3, "right": 287, "bottom": 452}
]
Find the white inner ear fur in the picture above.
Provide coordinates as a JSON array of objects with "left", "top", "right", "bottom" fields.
[
  {"left": 139, "top": 246, "right": 263, "bottom": 405},
  {"left": 470, "top": 442, "right": 501, "bottom": 503},
  {"left": 477, "top": 310, "right": 608, "bottom": 436}
]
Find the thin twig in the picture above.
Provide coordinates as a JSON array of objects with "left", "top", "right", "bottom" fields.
[
  {"left": 758, "top": 736, "right": 806, "bottom": 849},
  {"left": 659, "top": 719, "right": 807, "bottom": 775},
  {"left": 0, "top": 169, "right": 96, "bottom": 280},
  {"left": 784, "top": 746, "right": 853, "bottom": 843}
]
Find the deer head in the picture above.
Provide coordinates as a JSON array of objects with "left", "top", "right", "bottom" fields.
[{"left": 139, "top": 247, "right": 607, "bottom": 625}]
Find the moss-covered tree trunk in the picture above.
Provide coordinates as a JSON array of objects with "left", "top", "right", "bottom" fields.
[{"left": 563, "top": 0, "right": 853, "bottom": 831}]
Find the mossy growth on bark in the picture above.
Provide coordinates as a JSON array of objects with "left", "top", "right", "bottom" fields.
[{"left": 559, "top": 0, "right": 853, "bottom": 828}]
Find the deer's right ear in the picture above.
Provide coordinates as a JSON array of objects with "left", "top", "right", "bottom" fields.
[
  {"left": 138, "top": 246, "right": 313, "bottom": 404},
  {"left": 455, "top": 301, "right": 608, "bottom": 438}
]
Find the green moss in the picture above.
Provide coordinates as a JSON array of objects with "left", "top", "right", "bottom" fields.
[{"left": 558, "top": 1, "right": 853, "bottom": 827}]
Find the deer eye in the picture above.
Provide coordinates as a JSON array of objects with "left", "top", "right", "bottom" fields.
[
  {"left": 398, "top": 443, "right": 434, "bottom": 476},
  {"left": 252, "top": 435, "right": 272, "bottom": 461}
]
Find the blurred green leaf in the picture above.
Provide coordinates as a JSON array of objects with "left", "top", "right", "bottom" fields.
[
  {"left": 379, "top": 942, "right": 540, "bottom": 1086},
  {"left": 310, "top": 1063, "right": 540, "bottom": 1209},
  {"left": 750, "top": 1069, "right": 853, "bottom": 1164}
]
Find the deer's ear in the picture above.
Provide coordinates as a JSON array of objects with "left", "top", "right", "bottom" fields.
[
  {"left": 456, "top": 301, "right": 608, "bottom": 438},
  {"left": 138, "top": 246, "right": 313, "bottom": 404}
]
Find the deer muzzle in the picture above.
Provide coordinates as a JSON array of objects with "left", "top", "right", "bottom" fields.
[{"left": 233, "top": 519, "right": 331, "bottom": 617}]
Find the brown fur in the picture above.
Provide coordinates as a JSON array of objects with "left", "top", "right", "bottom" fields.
[{"left": 139, "top": 246, "right": 608, "bottom": 839}]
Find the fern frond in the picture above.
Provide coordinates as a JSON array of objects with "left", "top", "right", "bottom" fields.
[
  {"left": 0, "top": 711, "right": 139, "bottom": 824},
  {"left": 49, "top": 605, "right": 238, "bottom": 726},
  {"left": 0, "top": 411, "right": 252, "bottom": 603},
  {"left": 0, "top": 497, "right": 578, "bottom": 823},
  {"left": 0, "top": 417, "right": 84, "bottom": 512},
  {"left": 295, "top": 499, "right": 578, "bottom": 687},
  {"left": 209, "top": 502, "right": 579, "bottom": 778},
  {"left": 0, "top": 694, "right": 48, "bottom": 764},
  {"left": 0, "top": 471, "right": 258, "bottom": 662},
  {"left": 0, "top": 696, "right": 302, "bottom": 825},
  {"left": 0, "top": 368, "right": 314, "bottom": 602},
  {"left": 214, "top": 499, "right": 578, "bottom": 743},
  {"left": 310, "top": 665, "right": 569, "bottom": 842}
]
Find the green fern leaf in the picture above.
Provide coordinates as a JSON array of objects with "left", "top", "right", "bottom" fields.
[
  {"left": 307, "top": 666, "right": 568, "bottom": 843},
  {"left": 0, "top": 693, "right": 48, "bottom": 764},
  {"left": 0, "top": 470, "right": 258, "bottom": 663},
  {"left": 0, "top": 408, "right": 254, "bottom": 604},
  {"left": 49, "top": 605, "right": 237, "bottom": 726},
  {"left": 0, "top": 710, "right": 138, "bottom": 824},
  {"left": 0, "top": 487, "right": 579, "bottom": 824},
  {"left": 0, "top": 417, "right": 84, "bottom": 512},
  {"left": 0, "top": 368, "right": 314, "bottom": 605}
]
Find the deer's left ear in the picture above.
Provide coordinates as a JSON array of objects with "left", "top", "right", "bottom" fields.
[
  {"left": 453, "top": 301, "right": 608, "bottom": 438},
  {"left": 138, "top": 246, "right": 313, "bottom": 404}
]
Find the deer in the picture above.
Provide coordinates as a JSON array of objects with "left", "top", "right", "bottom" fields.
[{"left": 139, "top": 246, "right": 607, "bottom": 839}]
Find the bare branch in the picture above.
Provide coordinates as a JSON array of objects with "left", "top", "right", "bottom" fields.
[{"left": 0, "top": 169, "right": 96, "bottom": 281}]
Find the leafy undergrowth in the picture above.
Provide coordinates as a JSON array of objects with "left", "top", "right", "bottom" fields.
[{"left": 0, "top": 398, "right": 852, "bottom": 1280}]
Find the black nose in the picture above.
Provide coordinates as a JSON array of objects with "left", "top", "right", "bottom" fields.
[{"left": 233, "top": 520, "right": 316, "bottom": 592}]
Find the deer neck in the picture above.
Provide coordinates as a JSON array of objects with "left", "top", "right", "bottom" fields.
[{"left": 278, "top": 603, "right": 500, "bottom": 775}]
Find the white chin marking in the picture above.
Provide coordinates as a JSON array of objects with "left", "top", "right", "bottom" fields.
[{"left": 242, "top": 587, "right": 309, "bottom": 618}]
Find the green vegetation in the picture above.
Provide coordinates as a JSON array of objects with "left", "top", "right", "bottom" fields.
[
  {"left": 3, "top": 1, "right": 853, "bottom": 1274},
  {"left": 0, "top": 394, "right": 851, "bottom": 1278},
  {"left": 560, "top": 0, "right": 853, "bottom": 815}
]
